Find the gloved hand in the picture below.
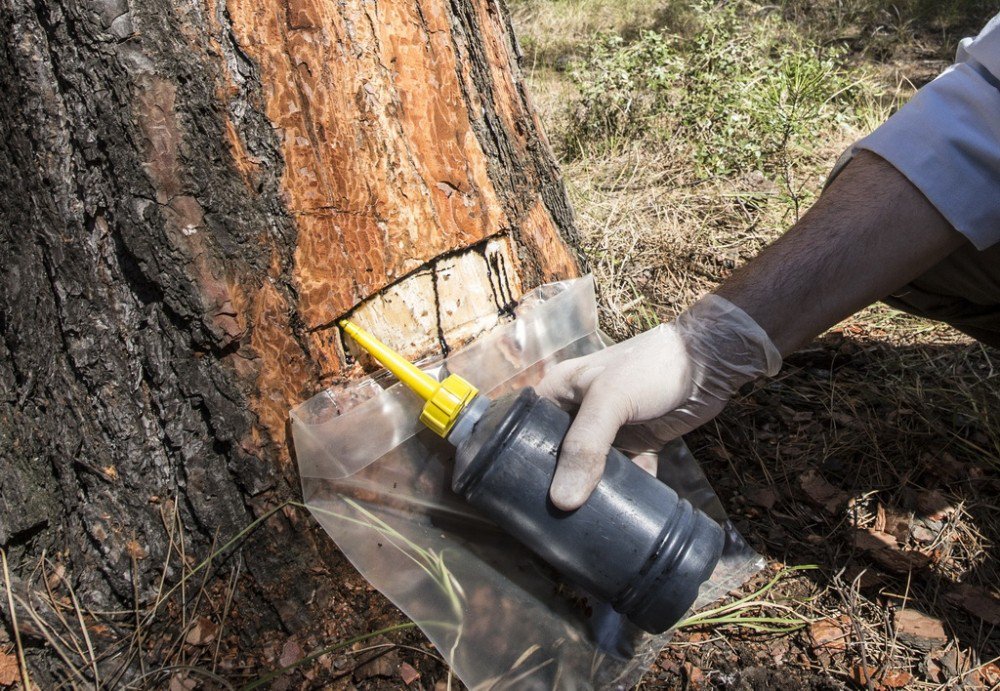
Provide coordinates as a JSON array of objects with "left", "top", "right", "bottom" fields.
[{"left": 535, "top": 294, "right": 782, "bottom": 510}]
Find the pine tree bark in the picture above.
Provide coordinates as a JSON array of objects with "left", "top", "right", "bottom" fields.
[{"left": 0, "top": 0, "right": 578, "bottom": 683}]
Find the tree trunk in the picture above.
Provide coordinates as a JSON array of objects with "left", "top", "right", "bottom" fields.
[{"left": 0, "top": 0, "right": 578, "bottom": 684}]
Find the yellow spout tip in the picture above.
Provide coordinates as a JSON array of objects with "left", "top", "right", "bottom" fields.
[
  {"left": 340, "top": 320, "right": 364, "bottom": 340},
  {"left": 337, "top": 318, "right": 479, "bottom": 436}
]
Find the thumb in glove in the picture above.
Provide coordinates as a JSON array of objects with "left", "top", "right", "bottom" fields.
[{"left": 535, "top": 295, "right": 781, "bottom": 511}]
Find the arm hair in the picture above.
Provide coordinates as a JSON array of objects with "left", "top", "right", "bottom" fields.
[{"left": 716, "top": 150, "right": 966, "bottom": 355}]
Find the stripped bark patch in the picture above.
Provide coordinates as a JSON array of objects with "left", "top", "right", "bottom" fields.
[{"left": 225, "top": 0, "right": 511, "bottom": 326}]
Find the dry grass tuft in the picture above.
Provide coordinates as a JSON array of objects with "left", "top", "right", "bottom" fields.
[
  {"left": 561, "top": 142, "right": 815, "bottom": 339},
  {"left": 512, "top": 0, "right": 697, "bottom": 70}
]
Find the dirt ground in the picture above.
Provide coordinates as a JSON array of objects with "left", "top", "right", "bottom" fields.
[{"left": 658, "top": 323, "right": 1000, "bottom": 689}]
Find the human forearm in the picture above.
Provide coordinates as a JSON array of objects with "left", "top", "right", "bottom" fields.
[
  {"left": 716, "top": 150, "right": 966, "bottom": 356},
  {"left": 539, "top": 151, "right": 966, "bottom": 510}
]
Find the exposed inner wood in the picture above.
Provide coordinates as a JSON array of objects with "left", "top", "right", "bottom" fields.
[{"left": 343, "top": 235, "right": 524, "bottom": 362}]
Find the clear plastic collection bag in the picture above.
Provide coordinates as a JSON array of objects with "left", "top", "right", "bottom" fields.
[{"left": 291, "top": 276, "right": 763, "bottom": 690}]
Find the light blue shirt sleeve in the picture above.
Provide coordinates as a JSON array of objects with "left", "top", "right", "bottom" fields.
[{"left": 856, "top": 13, "right": 1000, "bottom": 250}]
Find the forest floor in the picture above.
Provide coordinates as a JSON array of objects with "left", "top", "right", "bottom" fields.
[{"left": 510, "top": 0, "right": 1000, "bottom": 688}]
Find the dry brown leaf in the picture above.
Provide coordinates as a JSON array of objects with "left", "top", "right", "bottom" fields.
[
  {"left": 894, "top": 609, "right": 947, "bottom": 651},
  {"left": 399, "top": 661, "right": 420, "bottom": 686},
  {"left": 850, "top": 664, "right": 877, "bottom": 686},
  {"left": 944, "top": 584, "right": 1000, "bottom": 625},
  {"left": 0, "top": 650, "right": 19, "bottom": 686},
  {"left": 185, "top": 616, "right": 218, "bottom": 646},
  {"left": 981, "top": 661, "right": 1000, "bottom": 686},
  {"left": 934, "top": 647, "right": 968, "bottom": 680},
  {"left": 808, "top": 616, "right": 851, "bottom": 652},
  {"left": 880, "top": 669, "right": 912, "bottom": 688},
  {"left": 280, "top": 639, "right": 302, "bottom": 668},
  {"left": 924, "top": 654, "right": 945, "bottom": 683}
]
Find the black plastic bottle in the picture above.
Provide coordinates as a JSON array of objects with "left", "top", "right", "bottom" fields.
[
  {"left": 340, "top": 320, "right": 725, "bottom": 634},
  {"left": 450, "top": 388, "right": 724, "bottom": 634}
]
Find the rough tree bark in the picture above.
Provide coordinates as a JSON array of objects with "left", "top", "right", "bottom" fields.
[{"left": 0, "top": 0, "right": 579, "bottom": 684}]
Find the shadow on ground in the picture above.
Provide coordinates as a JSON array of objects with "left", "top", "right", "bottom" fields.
[{"left": 675, "top": 331, "right": 999, "bottom": 687}]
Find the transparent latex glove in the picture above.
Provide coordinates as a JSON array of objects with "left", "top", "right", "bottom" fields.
[{"left": 535, "top": 295, "right": 782, "bottom": 510}]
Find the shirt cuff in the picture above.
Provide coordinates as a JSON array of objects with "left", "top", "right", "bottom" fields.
[{"left": 856, "top": 62, "right": 1000, "bottom": 250}]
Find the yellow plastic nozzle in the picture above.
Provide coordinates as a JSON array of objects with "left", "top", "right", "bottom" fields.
[{"left": 339, "top": 319, "right": 478, "bottom": 437}]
